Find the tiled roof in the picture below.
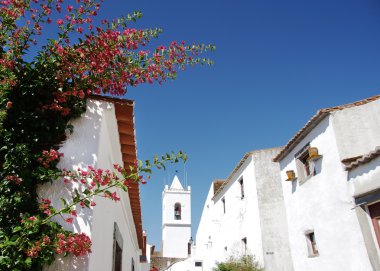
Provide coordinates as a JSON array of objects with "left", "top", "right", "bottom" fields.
[
  {"left": 273, "top": 94, "right": 380, "bottom": 162},
  {"left": 90, "top": 94, "right": 143, "bottom": 250},
  {"left": 345, "top": 146, "right": 380, "bottom": 170}
]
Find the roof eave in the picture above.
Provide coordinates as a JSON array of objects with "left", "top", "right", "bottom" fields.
[{"left": 273, "top": 111, "right": 330, "bottom": 162}]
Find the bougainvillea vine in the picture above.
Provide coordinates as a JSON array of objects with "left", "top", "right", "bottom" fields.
[{"left": 0, "top": 0, "right": 213, "bottom": 270}]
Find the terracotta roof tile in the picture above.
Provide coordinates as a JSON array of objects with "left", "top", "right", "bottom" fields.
[
  {"left": 273, "top": 94, "right": 380, "bottom": 162},
  {"left": 345, "top": 146, "right": 380, "bottom": 170}
]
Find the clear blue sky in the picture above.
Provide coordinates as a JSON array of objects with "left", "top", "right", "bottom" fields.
[
  {"left": 108, "top": 0, "right": 380, "bottom": 247},
  {"left": 32, "top": 0, "right": 380, "bottom": 247}
]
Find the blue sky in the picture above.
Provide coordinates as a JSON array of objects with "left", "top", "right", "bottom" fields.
[
  {"left": 28, "top": 0, "right": 380, "bottom": 247},
  {"left": 103, "top": 0, "right": 380, "bottom": 247}
]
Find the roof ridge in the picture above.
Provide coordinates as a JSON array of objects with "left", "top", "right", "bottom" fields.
[
  {"left": 273, "top": 94, "right": 380, "bottom": 162},
  {"left": 320, "top": 94, "right": 380, "bottom": 112}
]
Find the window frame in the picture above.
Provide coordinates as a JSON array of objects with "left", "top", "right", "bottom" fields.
[
  {"left": 174, "top": 202, "right": 182, "bottom": 220},
  {"left": 368, "top": 201, "right": 380, "bottom": 248},
  {"left": 305, "top": 231, "right": 319, "bottom": 257},
  {"left": 241, "top": 237, "right": 247, "bottom": 255},
  {"left": 239, "top": 178, "right": 244, "bottom": 199},
  {"left": 112, "top": 223, "right": 123, "bottom": 271},
  {"left": 295, "top": 143, "right": 314, "bottom": 183},
  {"left": 195, "top": 261, "right": 203, "bottom": 267},
  {"left": 222, "top": 197, "right": 226, "bottom": 214}
]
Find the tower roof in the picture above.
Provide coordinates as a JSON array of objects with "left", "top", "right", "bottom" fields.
[{"left": 170, "top": 175, "right": 184, "bottom": 190}]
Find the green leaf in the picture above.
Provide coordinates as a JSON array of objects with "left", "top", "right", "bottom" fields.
[
  {"left": 25, "top": 257, "right": 32, "bottom": 266},
  {"left": 12, "top": 226, "right": 22, "bottom": 233},
  {"left": 60, "top": 198, "right": 68, "bottom": 208},
  {"left": 83, "top": 189, "right": 91, "bottom": 195}
]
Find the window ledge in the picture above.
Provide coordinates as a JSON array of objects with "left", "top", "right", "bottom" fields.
[{"left": 308, "top": 254, "right": 319, "bottom": 258}]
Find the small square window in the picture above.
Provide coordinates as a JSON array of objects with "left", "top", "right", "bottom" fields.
[
  {"left": 305, "top": 231, "right": 319, "bottom": 257},
  {"left": 195, "top": 261, "right": 202, "bottom": 267}
]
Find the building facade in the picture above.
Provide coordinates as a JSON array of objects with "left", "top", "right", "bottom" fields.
[
  {"left": 39, "top": 96, "right": 149, "bottom": 271},
  {"left": 274, "top": 95, "right": 380, "bottom": 271},
  {"left": 194, "top": 148, "right": 294, "bottom": 271},
  {"left": 169, "top": 94, "right": 380, "bottom": 271}
]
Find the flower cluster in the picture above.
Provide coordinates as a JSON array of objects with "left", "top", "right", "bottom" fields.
[
  {"left": 39, "top": 198, "right": 53, "bottom": 216},
  {"left": 48, "top": 29, "right": 214, "bottom": 97},
  {"left": 38, "top": 149, "right": 63, "bottom": 168},
  {"left": 5, "top": 174, "right": 22, "bottom": 184},
  {"left": 56, "top": 233, "right": 92, "bottom": 256},
  {"left": 25, "top": 235, "right": 52, "bottom": 258},
  {"left": 26, "top": 243, "right": 42, "bottom": 258}
]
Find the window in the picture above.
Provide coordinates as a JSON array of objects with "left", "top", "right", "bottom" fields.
[
  {"left": 174, "top": 203, "right": 181, "bottom": 220},
  {"left": 222, "top": 197, "right": 226, "bottom": 214},
  {"left": 131, "top": 258, "right": 135, "bottom": 271},
  {"left": 239, "top": 178, "right": 244, "bottom": 199},
  {"left": 305, "top": 231, "right": 318, "bottom": 257},
  {"left": 299, "top": 151, "right": 311, "bottom": 176},
  {"left": 195, "top": 261, "right": 203, "bottom": 267},
  {"left": 241, "top": 237, "right": 247, "bottom": 255},
  {"left": 188, "top": 237, "right": 193, "bottom": 255},
  {"left": 368, "top": 202, "right": 380, "bottom": 247},
  {"left": 113, "top": 223, "right": 123, "bottom": 271},
  {"left": 295, "top": 144, "right": 314, "bottom": 182}
]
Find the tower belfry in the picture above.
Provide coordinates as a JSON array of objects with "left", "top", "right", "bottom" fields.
[{"left": 162, "top": 175, "right": 191, "bottom": 258}]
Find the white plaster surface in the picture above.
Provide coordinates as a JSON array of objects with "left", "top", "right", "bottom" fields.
[
  {"left": 40, "top": 99, "right": 145, "bottom": 271},
  {"left": 332, "top": 99, "right": 380, "bottom": 161},
  {"left": 348, "top": 156, "right": 380, "bottom": 197},
  {"left": 162, "top": 176, "right": 191, "bottom": 258},
  {"left": 279, "top": 116, "right": 374, "bottom": 271},
  {"left": 194, "top": 149, "right": 293, "bottom": 271}
]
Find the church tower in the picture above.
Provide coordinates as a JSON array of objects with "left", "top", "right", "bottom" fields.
[{"left": 162, "top": 175, "right": 191, "bottom": 258}]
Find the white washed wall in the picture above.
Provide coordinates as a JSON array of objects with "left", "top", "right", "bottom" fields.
[
  {"left": 348, "top": 156, "right": 380, "bottom": 198},
  {"left": 162, "top": 186, "right": 191, "bottom": 258},
  {"left": 194, "top": 156, "right": 265, "bottom": 271},
  {"left": 40, "top": 99, "right": 143, "bottom": 271},
  {"left": 279, "top": 116, "right": 373, "bottom": 271},
  {"left": 194, "top": 150, "right": 293, "bottom": 271},
  {"left": 332, "top": 99, "right": 380, "bottom": 161}
]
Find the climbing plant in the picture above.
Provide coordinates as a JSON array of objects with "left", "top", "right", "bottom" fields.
[{"left": 0, "top": 0, "right": 214, "bottom": 270}]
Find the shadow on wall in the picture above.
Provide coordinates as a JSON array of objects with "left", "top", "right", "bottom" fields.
[
  {"left": 38, "top": 100, "right": 108, "bottom": 270},
  {"left": 44, "top": 254, "right": 90, "bottom": 271}
]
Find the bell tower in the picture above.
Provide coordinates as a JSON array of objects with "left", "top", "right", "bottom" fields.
[{"left": 162, "top": 175, "right": 191, "bottom": 258}]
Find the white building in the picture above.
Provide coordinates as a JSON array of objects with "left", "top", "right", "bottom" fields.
[
  {"left": 274, "top": 94, "right": 380, "bottom": 271},
  {"left": 162, "top": 176, "right": 192, "bottom": 258},
  {"left": 193, "top": 148, "right": 294, "bottom": 271},
  {"left": 39, "top": 95, "right": 149, "bottom": 271}
]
